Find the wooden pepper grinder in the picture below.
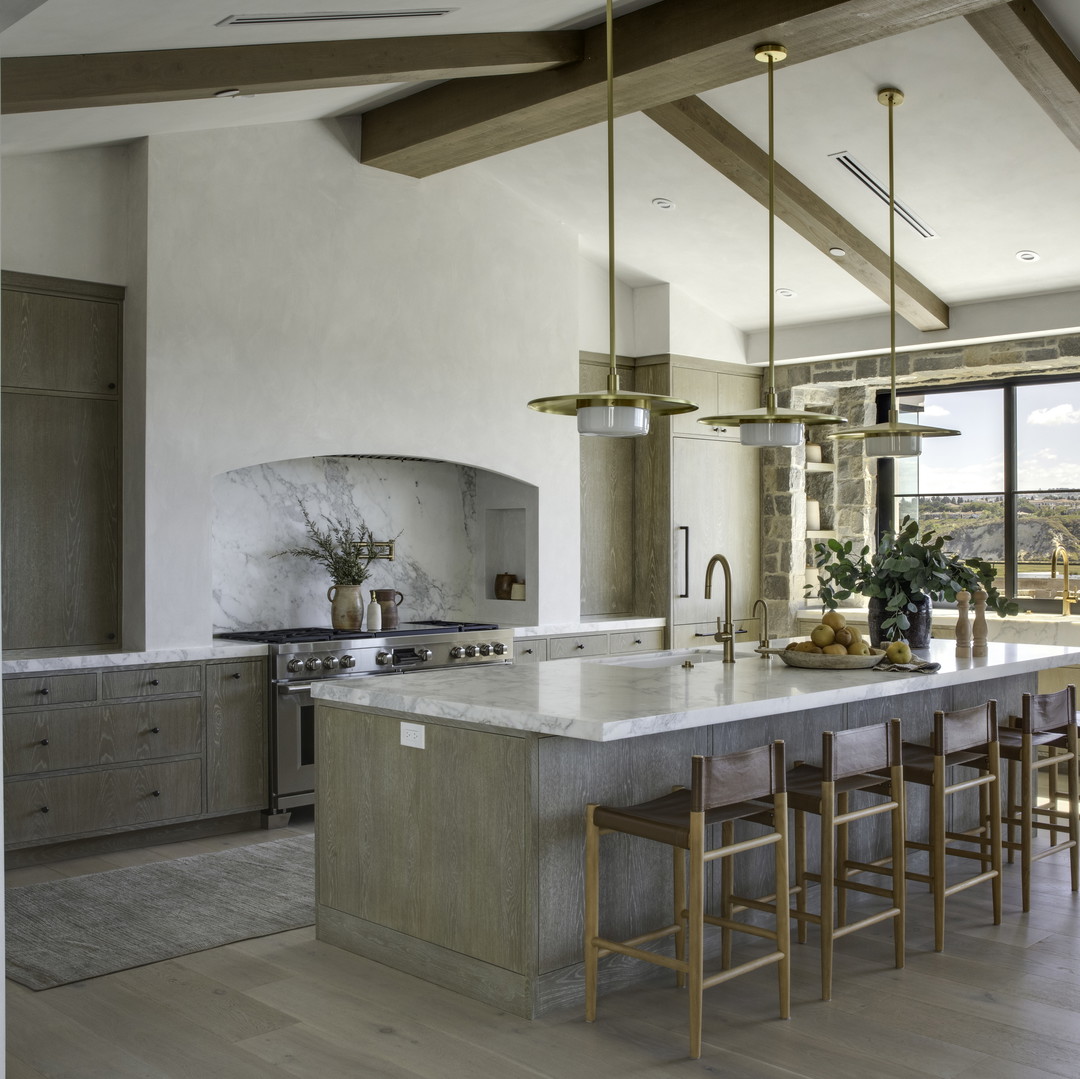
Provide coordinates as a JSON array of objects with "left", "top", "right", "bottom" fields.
[
  {"left": 972, "top": 589, "right": 988, "bottom": 657},
  {"left": 955, "top": 590, "right": 971, "bottom": 659}
]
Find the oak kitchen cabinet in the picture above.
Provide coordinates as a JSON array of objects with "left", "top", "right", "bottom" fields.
[
  {"left": 3, "top": 656, "right": 267, "bottom": 855},
  {"left": 1, "top": 271, "right": 124, "bottom": 650},
  {"left": 513, "top": 626, "right": 664, "bottom": 664}
]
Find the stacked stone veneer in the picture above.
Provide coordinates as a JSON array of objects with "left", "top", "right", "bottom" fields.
[{"left": 761, "top": 332, "right": 1080, "bottom": 636}]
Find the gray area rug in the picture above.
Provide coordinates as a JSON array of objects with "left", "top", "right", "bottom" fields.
[{"left": 5, "top": 833, "right": 315, "bottom": 990}]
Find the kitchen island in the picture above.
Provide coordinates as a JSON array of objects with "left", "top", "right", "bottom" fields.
[{"left": 311, "top": 640, "right": 1080, "bottom": 1018}]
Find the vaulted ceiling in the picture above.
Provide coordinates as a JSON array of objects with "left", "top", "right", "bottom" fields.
[{"left": 3, "top": 0, "right": 1080, "bottom": 354}]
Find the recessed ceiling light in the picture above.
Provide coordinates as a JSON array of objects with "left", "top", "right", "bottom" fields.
[
  {"left": 828, "top": 247, "right": 846, "bottom": 257},
  {"left": 214, "top": 88, "right": 241, "bottom": 98},
  {"left": 775, "top": 288, "right": 797, "bottom": 298},
  {"left": 651, "top": 197, "right": 675, "bottom": 210},
  {"left": 1016, "top": 250, "right": 1040, "bottom": 262}
]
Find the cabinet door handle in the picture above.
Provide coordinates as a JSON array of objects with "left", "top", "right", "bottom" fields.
[
  {"left": 39, "top": 687, "right": 49, "bottom": 696},
  {"left": 231, "top": 672, "right": 241, "bottom": 679},
  {"left": 149, "top": 727, "right": 160, "bottom": 735},
  {"left": 678, "top": 525, "right": 690, "bottom": 598},
  {"left": 39, "top": 806, "right": 49, "bottom": 814},
  {"left": 149, "top": 679, "right": 160, "bottom": 686},
  {"left": 39, "top": 738, "right": 49, "bottom": 746},
  {"left": 150, "top": 790, "right": 161, "bottom": 798},
  {"left": 575, "top": 643, "right": 585, "bottom": 650},
  {"left": 523, "top": 648, "right": 533, "bottom": 655}
]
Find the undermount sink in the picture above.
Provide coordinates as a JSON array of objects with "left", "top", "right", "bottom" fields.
[{"left": 594, "top": 649, "right": 731, "bottom": 669}]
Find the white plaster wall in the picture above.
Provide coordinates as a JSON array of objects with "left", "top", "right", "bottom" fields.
[
  {"left": 577, "top": 253, "right": 636, "bottom": 356},
  {"left": 1, "top": 146, "right": 130, "bottom": 284},
  {"left": 3, "top": 120, "right": 582, "bottom": 648},
  {"left": 633, "top": 282, "right": 748, "bottom": 363}
]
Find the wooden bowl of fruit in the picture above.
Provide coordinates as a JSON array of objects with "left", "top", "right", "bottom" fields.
[{"left": 760, "top": 612, "right": 887, "bottom": 670}]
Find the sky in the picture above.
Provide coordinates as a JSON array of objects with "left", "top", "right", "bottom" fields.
[{"left": 895, "top": 381, "right": 1080, "bottom": 494}]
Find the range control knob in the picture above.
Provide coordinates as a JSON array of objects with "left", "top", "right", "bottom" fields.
[
  {"left": 417, "top": 648, "right": 433, "bottom": 662},
  {"left": 322, "top": 656, "right": 339, "bottom": 671},
  {"left": 449, "top": 646, "right": 467, "bottom": 660},
  {"left": 478, "top": 643, "right": 492, "bottom": 657},
  {"left": 491, "top": 642, "right": 507, "bottom": 656},
  {"left": 375, "top": 650, "right": 394, "bottom": 666},
  {"left": 286, "top": 657, "right": 307, "bottom": 673},
  {"left": 304, "top": 656, "right": 323, "bottom": 673},
  {"left": 339, "top": 654, "right": 356, "bottom": 669},
  {"left": 465, "top": 644, "right": 480, "bottom": 658}
]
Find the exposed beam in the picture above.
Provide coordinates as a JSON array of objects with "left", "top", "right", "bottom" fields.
[
  {"left": 359, "top": 0, "right": 1005, "bottom": 178},
  {"left": 966, "top": 0, "right": 1080, "bottom": 151},
  {"left": 0, "top": 31, "right": 582, "bottom": 115},
  {"left": 645, "top": 96, "right": 949, "bottom": 332},
  {"left": 0, "top": 0, "right": 48, "bottom": 34}
]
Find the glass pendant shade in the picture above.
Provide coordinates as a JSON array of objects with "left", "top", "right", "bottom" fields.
[
  {"left": 740, "top": 421, "right": 804, "bottom": 447},
  {"left": 865, "top": 432, "right": 921, "bottom": 457},
  {"left": 577, "top": 404, "right": 650, "bottom": 437}
]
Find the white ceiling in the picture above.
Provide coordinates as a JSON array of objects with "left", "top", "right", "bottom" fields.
[{"left": 3, "top": 0, "right": 1080, "bottom": 342}]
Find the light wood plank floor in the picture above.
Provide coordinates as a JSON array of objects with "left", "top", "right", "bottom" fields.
[{"left": 6, "top": 814, "right": 1080, "bottom": 1078}]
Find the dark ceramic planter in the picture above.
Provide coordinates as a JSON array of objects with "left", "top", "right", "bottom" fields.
[{"left": 867, "top": 594, "right": 932, "bottom": 649}]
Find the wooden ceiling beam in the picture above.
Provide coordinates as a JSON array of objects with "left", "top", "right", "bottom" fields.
[
  {"left": 0, "top": 31, "right": 583, "bottom": 115},
  {"left": 645, "top": 96, "right": 949, "bottom": 332},
  {"left": 966, "top": 0, "right": 1080, "bottom": 151},
  {"left": 359, "top": 0, "right": 1005, "bottom": 178}
]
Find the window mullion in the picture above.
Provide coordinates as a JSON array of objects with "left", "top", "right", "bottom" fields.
[{"left": 1003, "top": 384, "right": 1017, "bottom": 601}]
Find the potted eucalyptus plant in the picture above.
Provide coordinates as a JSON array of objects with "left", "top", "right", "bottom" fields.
[
  {"left": 808, "top": 516, "right": 1018, "bottom": 646},
  {"left": 277, "top": 501, "right": 380, "bottom": 631}
]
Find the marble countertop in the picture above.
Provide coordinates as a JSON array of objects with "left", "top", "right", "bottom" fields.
[
  {"left": 2, "top": 641, "right": 268, "bottom": 674},
  {"left": 310, "top": 639, "right": 1080, "bottom": 742}
]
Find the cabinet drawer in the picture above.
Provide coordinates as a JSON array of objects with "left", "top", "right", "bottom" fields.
[
  {"left": 608, "top": 629, "right": 665, "bottom": 654},
  {"left": 101, "top": 664, "right": 202, "bottom": 699},
  {"left": 3, "top": 672, "right": 98, "bottom": 710},
  {"left": 514, "top": 639, "right": 547, "bottom": 663},
  {"left": 547, "top": 634, "right": 608, "bottom": 661},
  {"left": 4, "top": 697, "right": 203, "bottom": 776},
  {"left": 4, "top": 758, "right": 203, "bottom": 845}
]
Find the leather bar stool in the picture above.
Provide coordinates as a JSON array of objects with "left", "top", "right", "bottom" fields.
[
  {"left": 584, "top": 741, "right": 790, "bottom": 1060},
  {"left": 743, "top": 719, "right": 905, "bottom": 1002},
  {"left": 889, "top": 702, "right": 1002, "bottom": 951},
  {"left": 999, "top": 685, "right": 1079, "bottom": 911}
]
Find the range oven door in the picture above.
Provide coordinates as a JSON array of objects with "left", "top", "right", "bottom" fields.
[{"left": 272, "top": 682, "right": 318, "bottom": 812}]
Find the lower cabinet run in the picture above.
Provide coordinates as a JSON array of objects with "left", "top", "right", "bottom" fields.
[{"left": 3, "top": 657, "right": 267, "bottom": 854}]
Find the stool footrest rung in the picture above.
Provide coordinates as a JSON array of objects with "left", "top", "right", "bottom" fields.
[
  {"left": 943, "top": 870, "right": 997, "bottom": 898},
  {"left": 702, "top": 950, "right": 784, "bottom": 989},
  {"left": 832, "top": 907, "right": 901, "bottom": 939},
  {"left": 591, "top": 935, "right": 684, "bottom": 973}
]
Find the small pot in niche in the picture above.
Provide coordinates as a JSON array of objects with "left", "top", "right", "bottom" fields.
[
  {"left": 327, "top": 584, "right": 365, "bottom": 631},
  {"left": 868, "top": 594, "right": 932, "bottom": 649},
  {"left": 495, "top": 572, "right": 517, "bottom": 600}
]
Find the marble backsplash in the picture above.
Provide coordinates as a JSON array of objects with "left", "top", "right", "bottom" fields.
[{"left": 212, "top": 456, "right": 480, "bottom": 632}]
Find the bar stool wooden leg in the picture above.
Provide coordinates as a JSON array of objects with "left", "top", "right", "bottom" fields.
[
  {"left": 1069, "top": 726, "right": 1080, "bottom": 893},
  {"left": 673, "top": 845, "right": 687, "bottom": 989},
  {"left": 720, "top": 820, "right": 734, "bottom": 970},
  {"left": 794, "top": 809, "right": 808, "bottom": 944},
  {"left": 836, "top": 791, "right": 850, "bottom": 928},
  {"left": 584, "top": 805, "right": 600, "bottom": 1022},
  {"left": 1021, "top": 738, "right": 1034, "bottom": 913},
  {"left": 774, "top": 806, "right": 792, "bottom": 1020},
  {"left": 932, "top": 754, "right": 947, "bottom": 952},
  {"left": 820, "top": 781, "right": 836, "bottom": 1002},
  {"left": 891, "top": 763, "right": 906, "bottom": 970},
  {"left": 1006, "top": 758, "right": 1017, "bottom": 864},
  {"left": 687, "top": 814, "right": 705, "bottom": 1060},
  {"left": 989, "top": 744, "right": 1003, "bottom": 926}
]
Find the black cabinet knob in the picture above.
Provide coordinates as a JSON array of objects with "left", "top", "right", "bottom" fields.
[
  {"left": 634, "top": 638, "right": 642, "bottom": 644},
  {"left": 107, "top": 382, "right": 116, "bottom": 390},
  {"left": 149, "top": 679, "right": 160, "bottom": 686},
  {"left": 40, "top": 806, "right": 49, "bottom": 814},
  {"left": 149, "top": 727, "right": 160, "bottom": 734},
  {"left": 575, "top": 643, "right": 585, "bottom": 650},
  {"left": 150, "top": 790, "right": 161, "bottom": 798},
  {"left": 39, "top": 687, "right": 49, "bottom": 696},
  {"left": 523, "top": 648, "right": 533, "bottom": 655},
  {"left": 39, "top": 738, "right": 49, "bottom": 746},
  {"left": 232, "top": 672, "right": 241, "bottom": 679}
]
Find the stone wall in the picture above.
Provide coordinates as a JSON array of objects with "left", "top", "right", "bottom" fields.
[{"left": 761, "top": 332, "right": 1080, "bottom": 636}]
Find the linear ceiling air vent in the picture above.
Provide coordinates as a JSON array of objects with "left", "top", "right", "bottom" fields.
[
  {"left": 829, "top": 151, "right": 937, "bottom": 239},
  {"left": 217, "top": 9, "right": 456, "bottom": 26}
]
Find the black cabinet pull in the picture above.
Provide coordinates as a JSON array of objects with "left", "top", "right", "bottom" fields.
[
  {"left": 40, "top": 806, "right": 49, "bottom": 814},
  {"left": 39, "top": 687, "right": 49, "bottom": 696},
  {"left": 232, "top": 672, "right": 241, "bottom": 679},
  {"left": 634, "top": 638, "right": 642, "bottom": 644},
  {"left": 39, "top": 738, "right": 49, "bottom": 746},
  {"left": 677, "top": 525, "right": 690, "bottom": 598},
  {"left": 149, "top": 727, "right": 160, "bottom": 734},
  {"left": 150, "top": 790, "right": 161, "bottom": 798},
  {"left": 523, "top": 648, "right": 533, "bottom": 655},
  {"left": 575, "top": 643, "right": 585, "bottom": 650},
  {"left": 149, "top": 679, "right": 160, "bottom": 686}
]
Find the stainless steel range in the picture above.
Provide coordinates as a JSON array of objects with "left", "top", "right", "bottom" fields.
[{"left": 216, "top": 621, "right": 514, "bottom": 819}]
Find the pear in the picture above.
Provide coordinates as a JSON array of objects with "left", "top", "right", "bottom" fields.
[
  {"left": 846, "top": 641, "right": 871, "bottom": 656},
  {"left": 833, "top": 626, "right": 854, "bottom": 647},
  {"left": 821, "top": 611, "right": 847, "bottom": 631},
  {"left": 822, "top": 644, "right": 848, "bottom": 655},
  {"left": 885, "top": 640, "right": 913, "bottom": 664},
  {"left": 810, "top": 624, "right": 835, "bottom": 647}
]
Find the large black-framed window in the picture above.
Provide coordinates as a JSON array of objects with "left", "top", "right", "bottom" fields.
[{"left": 875, "top": 374, "right": 1080, "bottom": 613}]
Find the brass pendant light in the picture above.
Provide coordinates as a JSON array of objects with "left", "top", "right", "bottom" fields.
[
  {"left": 830, "top": 88, "right": 958, "bottom": 457},
  {"left": 698, "top": 44, "right": 846, "bottom": 447},
  {"left": 527, "top": 0, "right": 696, "bottom": 437}
]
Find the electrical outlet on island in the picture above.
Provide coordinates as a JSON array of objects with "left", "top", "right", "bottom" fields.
[{"left": 400, "top": 722, "right": 425, "bottom": 749}]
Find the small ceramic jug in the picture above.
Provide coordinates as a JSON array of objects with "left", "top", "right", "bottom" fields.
[{"left": 373, "top": 588, "right": 404, "bottom": 630}]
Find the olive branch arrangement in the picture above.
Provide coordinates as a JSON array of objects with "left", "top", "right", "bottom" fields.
[{"left": 275, "top": 500, "right": 380, "bottom": 586}]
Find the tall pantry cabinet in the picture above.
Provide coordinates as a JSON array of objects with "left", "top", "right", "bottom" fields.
[
  {"left": 1, "top": 271, "right": 123, "bottom": 649},
  {"left": 634, "top": 356, "right": 762, "bottom": 648}
]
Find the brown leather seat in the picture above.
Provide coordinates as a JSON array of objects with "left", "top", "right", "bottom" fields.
[
  {"left": 748, "top": 718, "right": 905, "bottom": 1001},
  {"left": 999, "top": 686, "right": 1078, "bottom": 911},
  {"left": 584, "top": 741, "right": 790, "bottom": 1060},
  {"left": 890, "top": 702, "right": 1002, "bottom": 951}
]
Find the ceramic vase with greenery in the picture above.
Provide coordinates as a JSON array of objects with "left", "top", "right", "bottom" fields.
[
  {"left": 808, "top": 516, "right": 1018, "bottom": 646},
  {"left": 277, "top": 501, "right": 380, "bottom": 630}
]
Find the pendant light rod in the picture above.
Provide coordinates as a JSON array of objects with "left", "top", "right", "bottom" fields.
[
  {"left": 885, "top": 87, "right": 899, "bottom": 425},
  {"left": 527, "top": 0, "right": 696, "bottom": 435},
  {"left": 766, "top": 44, "right": 777, "bottom": 409}
]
